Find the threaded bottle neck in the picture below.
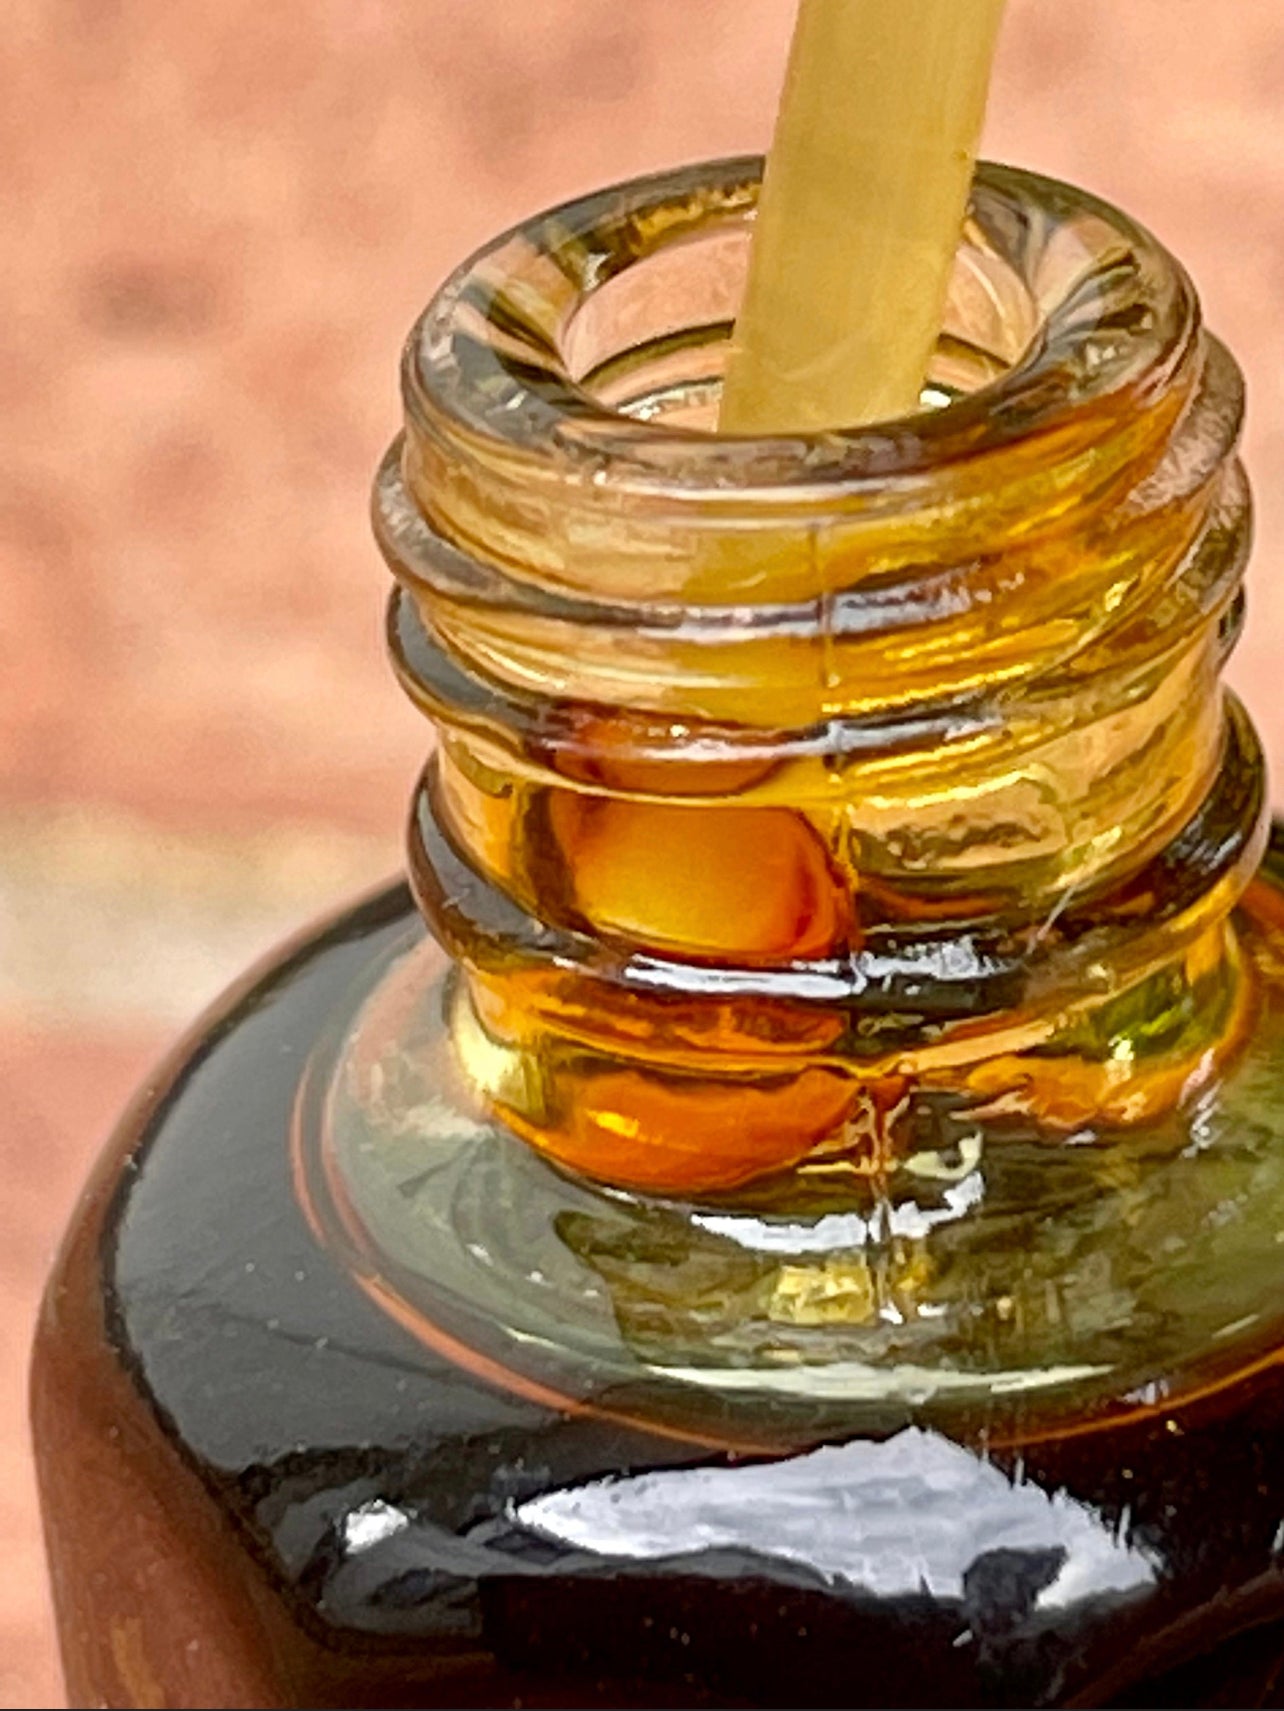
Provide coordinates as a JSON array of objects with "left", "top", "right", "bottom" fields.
[{"left": 374, "top": 158, "right": 1264, "bottom": 1195}]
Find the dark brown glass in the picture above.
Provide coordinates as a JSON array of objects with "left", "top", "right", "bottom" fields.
[{"left": 30, "top": 859, "right": 1284, "bottom": 1709}]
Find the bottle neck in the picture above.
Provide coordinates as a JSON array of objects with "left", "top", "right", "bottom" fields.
[{"left": 375, "top": 159, "right": 1265, "bottom": 1195}]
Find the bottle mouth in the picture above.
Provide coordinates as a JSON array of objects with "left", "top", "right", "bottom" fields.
[
  {"left": 400, "top": 155, "right": 1199, "bottom": 489},
  {"left": 375, "top": 157, "right": 1244, "bottom": 720},
  {"left": 381, "top": 159, "right": 1218, "bottom": 615}
]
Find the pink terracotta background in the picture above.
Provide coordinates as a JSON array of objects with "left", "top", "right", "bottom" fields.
[{"left": 7, "top": 3, "right": 1284, "bottom": 1703}]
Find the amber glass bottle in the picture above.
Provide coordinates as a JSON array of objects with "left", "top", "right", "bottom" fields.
[{"left": 33, "top": 159, "right": 1284, "bottom": 1709}]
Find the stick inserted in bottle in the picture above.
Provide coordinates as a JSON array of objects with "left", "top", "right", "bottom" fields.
[{"left": 720, "top": 0, "right": 1008, "bottom": 435}]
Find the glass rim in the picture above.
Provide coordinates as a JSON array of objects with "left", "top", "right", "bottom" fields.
[{"left": 403, "top": 154, "right": 1202, "bottom": 498}]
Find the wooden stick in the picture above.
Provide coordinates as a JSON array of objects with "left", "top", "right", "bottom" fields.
[{"left": 720, "top": 0, "right": 1008, "bottom": 435}]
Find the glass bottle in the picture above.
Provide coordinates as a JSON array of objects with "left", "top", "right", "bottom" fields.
[{"left": 32, "top": 157, "right": 1284, "bottom": 1709}]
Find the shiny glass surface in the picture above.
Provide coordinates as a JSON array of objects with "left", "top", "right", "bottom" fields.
[
  {"left": 380, "top": 160, "right": 1258, "bottom": 1209},
  {"left": 33, "top": 159, "right": 1284, "bottom": 1709},
  {"left": 304, "top": 840, "right": 1284, "bottom": 1447},
  {"left": 33, "top": 875, "right": 1284, "bottom": 1708}
]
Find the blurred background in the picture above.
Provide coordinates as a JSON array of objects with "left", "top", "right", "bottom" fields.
[{"left": 6, "top": 2, "right": 1284, "bottom": 1702}]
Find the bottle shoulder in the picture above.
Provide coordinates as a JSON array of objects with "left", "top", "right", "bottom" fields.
[{"left": 33, "top": 873, "right": 1284, "bottom": 1709}]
